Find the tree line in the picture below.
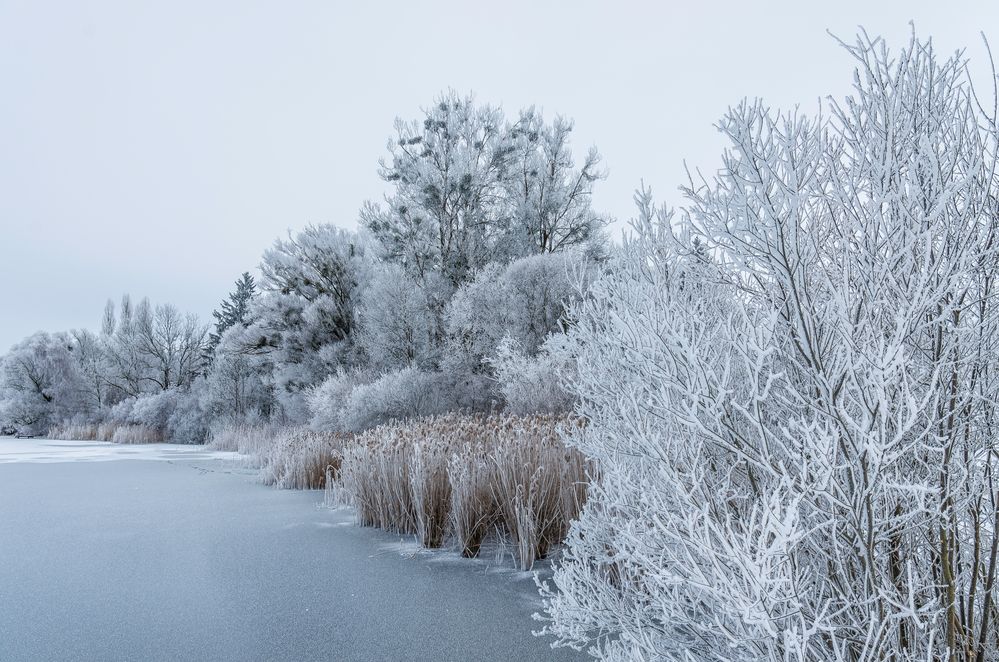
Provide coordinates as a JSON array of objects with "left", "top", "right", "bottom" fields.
[{"left": 0, "top": 91, "right": 604, "bottom": 439}]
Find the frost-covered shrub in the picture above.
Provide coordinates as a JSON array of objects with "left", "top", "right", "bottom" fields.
[
  {"left": 540, "top": 34, "right": 999, "bottom": 661},
  {"left": 98, "top": 387, "right": 209, "bottom": 444},
  {"left": 489, "top": 335, "right": 575, "bottom": 415},
  {"left": 340, "top": 367, "right": 452, "bottom": 432},
  {"left": 306, "top": 368, "right": 377, "bottom": 432},
  {"left": 444, "top": 252, "right": 591, "bottom": 374},
  {"left": 165, "top": 384, "right": 211, "bottom": 444},
  {"left": 129, "top": 391, "right": 179, "bottom": 432}
]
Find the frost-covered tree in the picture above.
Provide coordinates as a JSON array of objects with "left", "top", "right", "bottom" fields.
[
  {"left": 505, "top": 109, "right": 608, "bottom": 254},
  {"left": 253, "top": 224, "right": 371, "bottom": 421},
  {"left": 356, "top": 263, "right": 435, "bottom": 371},
  {"left": 203, "top": 324, "right": 275, "bottom": 422},
  {"left": 540, "top": 32, "right": 999, "bottom": 661},
  {"left": 70, "top": 328, "right": 111, "bottom": 414},
  {"left": 0, "top": 332, "right": 88, "bottom": 432},
  {"left": 362, "top": 91, "right": 513, "bottom": 286},
  {"left": 104, "top": 293, "right": 146, "bottom": 398},
  {"left": 133, "top": 303, "right": 207, "bottom": 391},
  {"left": 205, "top": 272, "right": 257, "bottom": 363}
]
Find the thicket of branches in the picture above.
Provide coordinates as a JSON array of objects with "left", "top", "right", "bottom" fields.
[{"left": 539, "top": 31, "right": 999, "bottom": 661}]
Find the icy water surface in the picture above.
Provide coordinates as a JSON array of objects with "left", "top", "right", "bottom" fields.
[{"left": 0, "top": 439, "right": 581, "bottom": 661}]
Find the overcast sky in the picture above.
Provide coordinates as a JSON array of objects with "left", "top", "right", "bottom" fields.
[{"left": 1, "top": 0, "right": 997, "bottom": 352}]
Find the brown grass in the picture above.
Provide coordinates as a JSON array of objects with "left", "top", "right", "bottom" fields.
[
  {"left": 262, "top": 428, "right": 349, "bottom": 490},
  {"left": 204, "top": 422, "right": 278, "bottom": 457},
  {"left": 335, "top": 413, "right": 592, "bottom": 570},
  {"left": 48, "top": 422, "right": 163, "bottom": 444},
  {"left": 204, "top": 414, "right": 593, "bottom": 570}
]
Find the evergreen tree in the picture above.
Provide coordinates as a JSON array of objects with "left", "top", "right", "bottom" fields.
[{"left": 204, "top": 273, "right": 256, "bottom": 364}]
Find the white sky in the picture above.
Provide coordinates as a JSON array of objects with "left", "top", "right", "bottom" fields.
[{"left": 1, "top": 0, "right": 997, "bottom": 351}]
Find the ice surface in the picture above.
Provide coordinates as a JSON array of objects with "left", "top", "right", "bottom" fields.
[
  {"left": 0, "top": 437, "right": 240, "bottom": 464},
  {"left": 0, "top": 450, "right": 580, "bottom": 661}
]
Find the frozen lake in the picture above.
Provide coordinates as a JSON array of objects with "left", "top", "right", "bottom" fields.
[{"left": 0, "top": 438, "right": 582, "bottom": 661}]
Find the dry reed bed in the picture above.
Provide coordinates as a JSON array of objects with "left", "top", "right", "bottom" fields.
[
  {"left": 204, "top": 422, "right": 280, "bottom": 459},
  {"left": 47, "top": 422, "right": 164, "bottom": 444},
  {"left": 337, "top": 413, "right": 591, "bottom": 570},
  {"left": 261, "top": 428, "right": 350, "bottom": 490}
]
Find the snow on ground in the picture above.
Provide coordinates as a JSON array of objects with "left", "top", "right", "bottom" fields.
[{"left": 0, "top": 437, "right": 240, "bottom": 464}]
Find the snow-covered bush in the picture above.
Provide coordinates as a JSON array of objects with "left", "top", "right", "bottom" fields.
[
  {"left": 445, "top": 252, "right": 591, "bottom": 373},
  {"left": 306, "top": 368, "right": 377, "bottom": 432},
  {"left": 539, "top": 32, "right": 999, "bottom": 661},
  {"left": 128, "top": 390, "right": 179, "bottom": 432},
  {"left": 340, "top": 367, "right": 453, "bottom": 432},
  {"left": 165, "top": 383, "right": 211, "bottom": 444},
  {"left": 489, "top": 335, "right": 575, "bottom": 415}
]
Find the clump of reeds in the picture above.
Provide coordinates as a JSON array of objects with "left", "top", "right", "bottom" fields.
[
  {"left": 340, "top": 426, "right": 418, "bottom": 533},
  {"left": 261, "top": 428, "right": 350, "bottom": 490},
  {"left": 110, "top": 424, "right": 163, "bottom": 444},
  {"left": 204, "top": 422, "right": 279, "bottom": 460},
  {"left": 48, "top": 421, "right": 164, "bottom": 444},
  {"left": 48, "top": 423, "right": 100, "bottom": 441},
  {"left": 333, "top": 413, "right": 592, "bottom": 570}
]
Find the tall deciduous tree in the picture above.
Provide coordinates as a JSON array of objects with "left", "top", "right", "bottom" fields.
[
  {"left": 362, "top": 91, "right": 514, "bottom": 286},
  {"left": 504, "top": 109, "right": 607, "bottom": 255}
]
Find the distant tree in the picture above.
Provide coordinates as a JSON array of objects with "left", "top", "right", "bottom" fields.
[
  {"left": 0, "top": 332, "right": 87, "bottom": 431},
  {"left": 105, "top": 294, "right": 145, "bottom": 398},
  {"left": 101, "top": 299, "right": 116, "bottom": 336},
  {"left": 204, "top": 272, "right": 257, "bottom": 364},
  {"left": 70, "top": 328, "right": 111, "bottom": 413},
  {"left": 132, "top": 303, "right": 207, "bottom": 391}
]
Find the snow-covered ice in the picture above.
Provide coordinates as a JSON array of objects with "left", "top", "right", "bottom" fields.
[{"left": 0, "top": 437, "right": 240, "bottom": 464}]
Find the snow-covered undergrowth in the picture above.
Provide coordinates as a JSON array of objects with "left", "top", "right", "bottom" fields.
[
  {"left": 338, "top": 413, "right": 590, "bottom": 571},
  {"left": 48, "top": 422, "right": 163, "bottom": 444}
]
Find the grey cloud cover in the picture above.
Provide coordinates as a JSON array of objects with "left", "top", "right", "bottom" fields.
[{"left": 1, "top": 0, "right": 995, "bottom": 350}]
